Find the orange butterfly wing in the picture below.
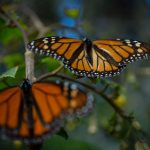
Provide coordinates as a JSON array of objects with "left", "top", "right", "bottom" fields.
[
  {"left": 93, "top": 39, "right": 150, "bottom": 66},
  {"left": 68, "top": 43, "right": 126, "bottom": 78},
  {"left": 31, "top": 82, "right": 93, "bottom": 120},
  {"left": 28, "top": 37, "right": 83, "bottom": 62},
  {"left": 0, "top": 80, "right": 93, "bottom": 143},
  {"left": 28, "top": 37, "right": 126, "bottom": 77},
  {"left": 0, "top": 87, "right": 21, "bottom": 130},
  {"left": 28, "top": 37, "right": 150, "bottom": 77},
  {"left": 18, "top": 106, "right": 56, "bottom": 142},
  {"left": 0, "top": 86, "right": 37, "bottom": 141},
  {"left": 28, "top": 37, "right": 94, "bottom": 76}
]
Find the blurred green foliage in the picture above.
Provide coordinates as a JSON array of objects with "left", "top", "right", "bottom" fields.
[
  {"left": 43, "top": 136, "right": 99, "bottom": 150},
  {"left": 3, "top": 54, "right": 24, "bottom": 68},
  {"left": 41, "top": 57, "right": 61, "bottom": 71},
  {"left": 0, "top": 19, "right": 22, "bottom": 45}
]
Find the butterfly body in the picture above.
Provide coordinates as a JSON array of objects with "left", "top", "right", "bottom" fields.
[
  {"left": 28, "top": 37, "right": 150, "bottom": 78},
  {"left": 0, "top": 79, "right": 93, "bottom": 143},
  {"left": 20, "top": 79, "right": 35, "bottom": 134},
  {"left": 82, "top": 38, "right": 93, "bottom": 65}
]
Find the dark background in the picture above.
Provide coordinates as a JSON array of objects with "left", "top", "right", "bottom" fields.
[{"left": 0, "top": 0, "right": 150, "bottom": 150}]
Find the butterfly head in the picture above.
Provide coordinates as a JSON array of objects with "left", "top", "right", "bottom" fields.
[
  {"left": 83, "top": 37, "right": 92, "bottom": 45},
  {"left": 20, "top": 79, "right": 31, "bottom": 91}
]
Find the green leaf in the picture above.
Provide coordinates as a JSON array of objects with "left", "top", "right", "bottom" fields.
[{"left": 0, "top": 66, "right": 19, "bottom": 79}]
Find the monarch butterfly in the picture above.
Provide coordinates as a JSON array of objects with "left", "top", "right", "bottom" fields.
[
  {"left": 0, "top": 79, "right": 93, "bottom": 143},
  {"left": 28, "top": 37, "right": 150, "bottom": 78}
]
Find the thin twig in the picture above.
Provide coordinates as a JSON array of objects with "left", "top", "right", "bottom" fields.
[
  {"left": 37, "top": 63, "right": 64, "bottom": 81},
  {"left": 0, "top": 7, "right": 35, "bottom": 82},
  {"left": 19, "top": 4, "right": 50, "bottom": 38},
  {"left": 37, "top": 72, "right": 133, "bottom": 121}
]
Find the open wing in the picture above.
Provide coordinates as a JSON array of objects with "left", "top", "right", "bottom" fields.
[
  {"left": 68, "top": 38, "right": 150, "bottom": 77},
  {"left": 27, "top": 36, "right": 83, "bottom": 64},
  {"left": 0, "top": 81, "right": 93, "bottom": 143},
  {"left": 68, "top": 47, "right": 126, "bottom": 77},
  {"left": 28, "top": 37, "right": 126, "bottom": 78},
  {"left": 24, "top": 81, "right": 94, "bottom": 143},
  {"left": 0, "top": 87, "right": 23, "bottom": 137},
  {"left": 93, "top": 39, "right": 150, "bottom": 66},
  {"left": 32, "top": 82, "right": 93, "bottom": 120}
]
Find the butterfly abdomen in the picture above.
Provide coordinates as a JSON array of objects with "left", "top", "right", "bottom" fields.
[
  {"left": 83, "top": 38, "right": 93, "bottom": 65},
  {"left": 20, "top": 79, "right": 35, "bottom": 131}
]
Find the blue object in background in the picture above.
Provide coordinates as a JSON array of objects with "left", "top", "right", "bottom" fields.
[{"left": 57, "top": 0, "right": 84, "bottom": 38}]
